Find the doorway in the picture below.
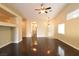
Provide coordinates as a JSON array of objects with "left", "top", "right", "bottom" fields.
[
  {"left": 31, "top": 22, "right": 38, "bottom": 38},
  {"left": 31, "top": 22, "right": 38, "bottom": 47}
]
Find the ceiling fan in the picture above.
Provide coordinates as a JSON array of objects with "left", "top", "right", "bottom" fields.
[{"left": 35, "top": 4, "right": 52, "bottom": 14}]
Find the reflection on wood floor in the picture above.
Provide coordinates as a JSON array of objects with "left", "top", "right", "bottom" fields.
[
  {"left": 0, "top": 37, "right": 56, "bottom": 56},
  {"left": 20, "top": 37, "right": 57, "bottom": 56},
  {"left": 0, "top": 37, "right": 79, "bottom": 56}
]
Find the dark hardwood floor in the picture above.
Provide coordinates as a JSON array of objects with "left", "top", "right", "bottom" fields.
[
  {"left": 0, "top": 37, "right": 79, "bottom": 56},
  {"left": 0, "top": 37, "right": 56, "bottom": 56}
]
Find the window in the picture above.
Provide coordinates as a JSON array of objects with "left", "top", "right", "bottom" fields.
[
  {"left": 67, "top": 9, "right": 79, "bottom": 20},
  {"left": 58, "top": 23, "right": 65, "bottom": 34}
]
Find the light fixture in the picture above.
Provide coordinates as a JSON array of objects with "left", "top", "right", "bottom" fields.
[
  {"left": 35, "top": 4, "right": 52, "bottom": 14},
  {"left": 40, "top": 10, "right": 46, "bottom": 14}
]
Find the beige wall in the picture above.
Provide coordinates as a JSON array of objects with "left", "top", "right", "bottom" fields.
[
  {"left": 52, "top": 3, "right": 79, "bottom": 50},
  {"left": 22, "top": 19, "right": 27, "bottom": 37},
  {"left": 0, "top": 26, "right": 12, "bottom": 48},
  {"left": 0, "top": 18, "right": 22, "bottom": 48},
  {"left": 2, "top": 3, "right": 22, "bottom": 17}
]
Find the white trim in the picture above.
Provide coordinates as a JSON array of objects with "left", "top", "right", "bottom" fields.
[
  {"left": 0, "top": 22, "right": 16, "bottom": 27},
  {"left": 56, "top": 39, "right": 79, "bottom": 51},
  {"left": 13, "top": 39, "right": 22, "bottom": 43},
  {"left": 0, "top": 4, "right": 23, "bottom": 48},
  {"left": 0, "top": 41, "right": 12, "bottom": 48},
  {"left": 0, "top": 39, "right": 22, "bottom": 48},
  {"left": 0, "top": 4, "right": 21, "bottom": 17}
]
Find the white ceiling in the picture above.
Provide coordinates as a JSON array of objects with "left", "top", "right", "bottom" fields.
[{"left": 4, "top": 3, "right": 66, "bottom": 21}]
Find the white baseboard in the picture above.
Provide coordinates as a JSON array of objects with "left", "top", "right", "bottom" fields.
[
  {"left": 13, "top": 39, "right": 22, "bottom": 43},
  {"left": 0, "top": 39, "right": 22, "bottom": 48},
  {"left": 0, "top": 41, "right": 12, "bottom": 48}
]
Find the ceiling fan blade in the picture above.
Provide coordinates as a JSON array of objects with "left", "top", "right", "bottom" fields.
[
  {"left": 38, "top": 12, "right": 41, "bottom": 14},
  {"left": 35, "top": 9, "right": 40, "bottom": 11},
  {"left": 46, "top": 7, "right": 51, "bottom": 10},
  {"left": 45, "top": 11, "right": 48, "bottom": 13},
  {"left": 41, "top": 3, "right": 43, "bottom": 7},
  {"left": 49, "top": 10, "right": 52, "bottom": 12}
]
